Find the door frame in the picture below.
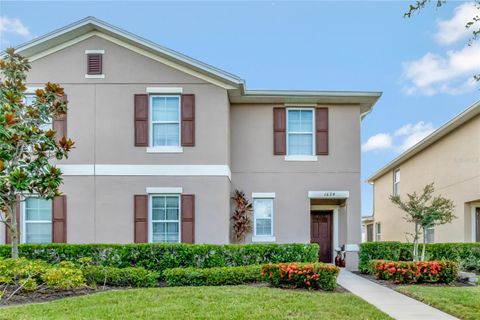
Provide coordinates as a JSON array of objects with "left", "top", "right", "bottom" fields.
[
  {"left": 310, "top": 205, "right": 339, "bottom": 262},
  {"left": 472, "top": 203, "right": 480, "bottom": 242}
]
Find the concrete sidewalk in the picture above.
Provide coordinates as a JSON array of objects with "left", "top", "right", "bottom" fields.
[{"left": 337, "top": 269, "right": 458, "bottom": 320}]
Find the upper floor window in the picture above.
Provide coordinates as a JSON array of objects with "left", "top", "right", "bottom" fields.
[
  {"left": 150, "top": 194, "right": 180, "bottom": 243},
  {"left": 393, "top": 168, "right": 400, "bottom": 196},
  {"left": 150, "top": 96, "right": 181, "bottom": 147},
  {"left": 287, "top": 108, "right": 314, "bottom": 156},
  {"left": 23, "top": 197, "right": 52, "bottom": 244},
  {"left": 24, "top": 94, "right": 52, "bottom": 131}
]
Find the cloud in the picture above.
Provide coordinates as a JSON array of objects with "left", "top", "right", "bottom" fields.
[
  {"left": 362, "top": 121, "right": 435, "bottom": 153},
  {"left": 435, "top": 2, "right": 477, "bottom": 45},
  {"left": 362, "top": 133, "right": 393, "bottom": 152},
  {"left": 0, "top": 16, "right": 30, "bottom": 38},
  {"left": 402, "top": 42, "right": 480, "bottom": 95}
]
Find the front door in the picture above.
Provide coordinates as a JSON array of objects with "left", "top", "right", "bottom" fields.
[
  {"left": 311, "top": 211, "right": 333, "bottom": 262},
  {"left": 476, "top": 208, "right": 480, "bottom": 242}
]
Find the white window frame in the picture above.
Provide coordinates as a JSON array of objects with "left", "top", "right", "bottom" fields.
[
  {"left": 147, "top": 95, "right": 183, "bottom": 153},
  {"left": 252, "top": 193, "right": 276, "bottom": 243},
  {"left": 22, "top": 195, "right": 52, "bottom": 244},
  {"left": 148, "top": 194, "right": 181, "bottom": 243},
  {"left": 285, "top": 107, "right": 316, "bottom": 161},
  {"left": 375, "top": 222, "right": 381, "bottom": 241},
  {"left": 393, "top": 168, "right": 400, "bottom": 196}
]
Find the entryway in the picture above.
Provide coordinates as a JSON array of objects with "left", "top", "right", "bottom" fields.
[{"left": 310, "top": 210, "right": 333, "bottom": 263}]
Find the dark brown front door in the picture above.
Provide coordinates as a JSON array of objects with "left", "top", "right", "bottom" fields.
[
  {"left": 311, "top": 211, "right": 333, "bottom": 262},
  {"left": 476, "top": 208, "right": 480, "bottom": 242}
]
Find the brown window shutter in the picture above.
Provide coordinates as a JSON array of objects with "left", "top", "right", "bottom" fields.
[
  {"left": 181, "top": 94, "right": 195, "bottom": 147},
  {"left": 134, "top": 94, "right": 149, "bottom": 146},
  {"left": 134, "top": 195, "right": 148, "bottom": 243},
  {"left": 273, "top": 107, "right": 286, "bottom": 155},
  {"left": 5, "top": 195, "right": 21, "bottom": 244},
  {"left": 53, "top": 94, "right": 67, "bottom": 141},
  {"left": 52, "top": 195, "right": 67, "bottom": 243},
  {"left": 316, "top": 107, "right": 329, "bottom": 155},
  {"left": 87, "top": 54, "right": 102, "bottom": 75},
  {"left": 181, "top": 195, "right": 195, "bottom": 243}
]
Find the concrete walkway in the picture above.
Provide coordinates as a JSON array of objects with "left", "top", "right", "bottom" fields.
[{"left": 337, "top": 269, "right": 458, "bottom": 320}]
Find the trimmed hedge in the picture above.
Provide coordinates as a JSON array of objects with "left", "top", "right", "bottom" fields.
[
  {"left": 359, "top": 242, "right": 480, "bottom": 273},
  {"left": 164, "top": 265, "right": 262, "bottom": 286},
  {"left": 81, "top": 265, "right": 158, "bottom": 287},
  {"left": 0, "top": 243, "right": 318, "bottom": 276},
  {"left": 370, "top": 260, "right": 458, "bottom": 284},
  {"left": 262, "top": 262, "right": 339, "bottom": 291}
]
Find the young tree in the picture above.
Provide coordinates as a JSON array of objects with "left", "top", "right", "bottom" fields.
[
  {"left": 390, "top": 183, "right": 455, "bottom": 261},
  {"left": 0, "top": 48, "right": 74, "bottom": 258}
]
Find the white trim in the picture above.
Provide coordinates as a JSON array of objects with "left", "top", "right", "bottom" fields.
[
  {"left": 252, "top": 192, "right": 276, "bottom": 199},
  {"left": 146, "top": 87, "right": 183, "bottom": 94},
  {"left": 311, "top": 204, "right": 339, "bottom": 262},
  {"left": 57, "top": 165, "right": 95, "bottom": 175},
  {"left": 284, "top": 103, "right": 317, "bottom": 107},
  {"left": 84, "top": 74, "right": 105, "bottom": 79},
  {"left": 148, "top": 194, "right": 181, "bottom": 243},
  {"left": 286, "top": 107, "right": 316, "bottom": 157},
  {"left": 146, "top": 187, "right": 183, "bottom": 194},
  {"left": 471, "top": 203, "right": 480, "bottom": 242},
  {"left": 308, "top": 191, "right": 350, "bottom": 199},
  {"left": 252, "top": 236, "right": 276, "bottom": 243},
  {"left": 146, "top": 146, "right": 183, "bottom": 153},
  {"left": 85, "top": 49, "right": 105, "bottom": 54},
  {"left": 284, "top": 155, "right": 318, "bottom": 162}
]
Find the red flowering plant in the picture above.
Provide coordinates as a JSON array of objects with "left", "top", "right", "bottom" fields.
[
  {"left": 262, "top": 262, "right": 339, "bottom": 291},
  {"left": 370, "top": 260, "right": 457, "bottom": 284}
]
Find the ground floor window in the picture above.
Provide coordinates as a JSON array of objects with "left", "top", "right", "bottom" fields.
[
  {"left": 425, "top": 227, "right": 435, "bottom": 243},
  {"left": 253, "top": 198, "right": 274, "bottom": 237},
  {"left": 375, "top": 222, "right": 381, "bottom": 241},
  {"left": 150, "top": 195, "right": 180, "bottom": 243},
  {"left": 366, "top": 224, "right": 374, "bottom": 242},
  {"left": 23, "top": 197, "right": 52, "bottom": 244}
]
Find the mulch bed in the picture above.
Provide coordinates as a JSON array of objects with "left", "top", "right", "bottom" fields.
[
  {"left": 0, "top": 285, "right": 118, "bottom": 306},
  {"left": 352, "top": 271, "right": 474, "bottom": 289}
]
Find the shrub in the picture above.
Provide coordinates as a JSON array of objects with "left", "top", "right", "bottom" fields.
[
  {"left": 0, "top": 258, "right": 86, "bottom": 291},
  {"left": 359, "top": 242, "right": 480, "bottom": 273},
  {"left": 370, "top": 260, "right": 458, "bottom": 284},
  {"left": 164, "top": 265, "right": 262, "bottom": 286},
  {"left": 81, "top": 265, "right": 158, "bottom": 287},
  {"left": 262, "top": 263, "right": 339, "bottom": 291},
  {"left": 0, "top": 243, "right": 318, "bottom": 276}
]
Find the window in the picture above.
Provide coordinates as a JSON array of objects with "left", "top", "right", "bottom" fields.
[
  {"left": 366, "top": 224, "right": 374, "bottom": 242},
  {"left": 150, "top": 96, "right": 180, "bottom": 147},
  {"left": 426, "top": 227, "right": 435, "bottom": 243},
  {"left": 23, "top": 197, "right": 52, "bottom": 244},
  {"left": 253, "top": 198, "right": 274, "bottom": 237},
  {"left": 24, "top": 94, "right": 52, "bottom": 131},
  {"left": 287, "top": 108, "right": 314, "bottom": 155},
  {"left": 150, "top": 195, "right": 180, "bottom": 243},
  {"left": 393, "top": 168, "right": 400, "bottom": 196},
  {"left": 375, "top": 222, "right": 381, "bottom": 241}
]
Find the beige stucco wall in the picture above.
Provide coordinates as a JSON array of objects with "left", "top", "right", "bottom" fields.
[
  {"left": 372, "top": 114, "right": 480, "bottom": 243},
  {"left": 230, "top": 104, "right": 362, "bottom": 248}
]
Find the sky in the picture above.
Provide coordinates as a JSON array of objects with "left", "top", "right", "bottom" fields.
[{"left": 1, "top": 1, "right": 479, "bottom": 215}]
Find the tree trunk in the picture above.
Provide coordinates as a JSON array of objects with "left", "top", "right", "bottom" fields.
[
  {"left": 10, "top": 201, "right": 19, "bottom": 259},
  {"left": 413, "top": 222, "right": 419, "bottom": 261},
  {"left": 421, "top": 228, "right": 427, "bottom": 261}
]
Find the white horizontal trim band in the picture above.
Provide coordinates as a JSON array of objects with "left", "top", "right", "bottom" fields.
[
  {"left": 284, "top": 155, "right": 318, "bottom": 162},
  {"left": 252, "top": 192, "right": 276, "bottom": 198},
  {"left": 146, "top": 87, "right": 183, "bottom": 94},
  {"left": 308, "top": 191, "right": 350, "bottom": 199},
  {"left": 85, "top": 74, "right": 105, "bottom": 79},
  {"left": 85, "top": 49, "right": 105, "bottom": 54},
  {"left": 252, "top": 236, "right": 276, "bottom": 243},
  {"left": 146, "top": 146, "right": 183, "bottom": 153},
  {"left": 146, "top": 187, "right": 183, "bottom": 194},
  {"left": 56, "top": 164, "right": 231, "bottom": 180}
]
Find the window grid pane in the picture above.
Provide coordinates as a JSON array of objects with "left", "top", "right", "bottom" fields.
[
  {"left": 287, "top": 109, "right": 314, "bottom": 155},
  {"left": 24, "top": 198, "right": 52, "bottom": 244},
  {"left": 254, "top": 198, "right": 273, "bottom": 237},
  {"left": 150, "top": 96, "right": 180, "bottom": 147},
  {"left": 151, "top": 195, "right": 180, "bottom": 243}
]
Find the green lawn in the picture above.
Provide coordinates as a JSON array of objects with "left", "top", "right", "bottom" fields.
[
  {"left": 398, "top": 285, "right": 480, "bottom": 320},
  {"left": 0, "top": 285, "right": 391, "bottom": 320}
]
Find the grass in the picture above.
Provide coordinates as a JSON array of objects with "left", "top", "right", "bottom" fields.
[
  {"left": 398, "top": 285, "right": 480, "bottom": 320},
  {"left": 0, "top": 285, "right": 391, "bottom": 320}
]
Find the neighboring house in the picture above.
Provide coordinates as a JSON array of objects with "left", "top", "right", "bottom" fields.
[
  {"left": 361, "top": 215, "right": 374, "bottom": 242},
  {"left": 1, "top": 17, "right": 381, "bottom": 269},
  {"left": 368, "top": 100, "right": 480, "bottom": 243}
]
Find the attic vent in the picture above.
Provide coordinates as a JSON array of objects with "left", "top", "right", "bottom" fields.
[{"left": 87, "top": 54, "right": 102, "bottom": 75}]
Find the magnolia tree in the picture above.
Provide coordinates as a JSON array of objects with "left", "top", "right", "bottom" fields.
[
  {"left": 0, "top": 48, "right": 74, "bottom": 258},
  {"left": 390, "top": 183, "right": 455, "bottom": 261}
]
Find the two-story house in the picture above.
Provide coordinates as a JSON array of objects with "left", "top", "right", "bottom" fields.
[{"left": 2, "top": 17, "right": 381, "bottom": 269}]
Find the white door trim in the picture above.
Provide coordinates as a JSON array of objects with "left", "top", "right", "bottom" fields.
[{"left": 310, "top": 204, "right": 339, "bottom": 262}]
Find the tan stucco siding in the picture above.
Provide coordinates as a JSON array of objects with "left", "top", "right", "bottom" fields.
[{"left": 373, "top": 114, "right": 480, "bottom": 242}]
